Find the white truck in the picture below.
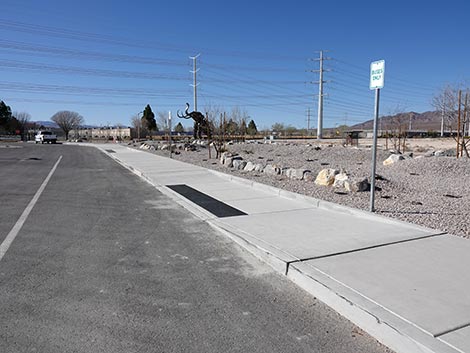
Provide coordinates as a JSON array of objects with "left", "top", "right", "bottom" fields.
[{"left": 35, "top": 131, "right": 57, "bottom": 144}]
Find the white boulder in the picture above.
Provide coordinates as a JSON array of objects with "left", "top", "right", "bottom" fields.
[
  {"left": 314, "top": 168, "right": 339, "bottom": 186},
  {"left": 383, "top": 154, "right": 405, "bottom": 166}
]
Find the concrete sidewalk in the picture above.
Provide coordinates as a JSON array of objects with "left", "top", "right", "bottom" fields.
[{"left": 93, "top": 143, "right": 470, "bottom": 353}]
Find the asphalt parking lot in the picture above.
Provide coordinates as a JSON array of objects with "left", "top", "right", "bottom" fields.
[{"left": 0, "top": 143, "right": 391, "bottom": 353}]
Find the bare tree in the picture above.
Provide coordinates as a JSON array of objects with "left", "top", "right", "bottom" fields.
[
  {"left": 51, "top": 111, "right": 84, "bottom": 140},
  {"left": 157, "top": 111, "right": 169, "bottom": 132},
  {"left": 383, "top": 104, "right": 409, "bottom": 153},
  {"left": 203, "top": 103, "right": 225, "bottom": 157},
  {"left": 13, "top": 111, "right": 31, "bottom": 140},
  {"left": 432, "top": 84, "right": 470, "bottom": 157},
  {"left": 432, "top": 84, "right": 460, "bottom": 132},
  {"left": 131, "top": 114, "right": 146, "bottom": 140},
  {"left": 229, "top": 106, "right": 250, "bottom": 138},
  {"left": 203, "top": 103, "right": 224, "bottom": 135}
]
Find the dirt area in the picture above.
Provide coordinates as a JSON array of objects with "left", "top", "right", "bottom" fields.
[{"left": 135, "top": 137, "right": 469, "bottom": 239}]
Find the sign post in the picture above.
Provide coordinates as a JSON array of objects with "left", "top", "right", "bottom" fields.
[
  {"left": 369, "top": 60, "right": 385, "bottom": 212},
  {"left": 168, "top": 111, "right": 172, "bottom": 159}
]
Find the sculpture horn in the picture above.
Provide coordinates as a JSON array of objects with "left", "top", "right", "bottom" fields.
[{"left": 177, "top": 110, "right": 185, "bottom": 119}]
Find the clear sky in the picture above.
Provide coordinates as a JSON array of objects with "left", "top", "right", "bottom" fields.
[{"left": 1, "top": 0, "right": 469, "bottom": 130}]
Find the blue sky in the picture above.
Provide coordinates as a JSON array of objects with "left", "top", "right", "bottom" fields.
[{"left": 1, "top": 0, "right": 469, "bottom": 129}]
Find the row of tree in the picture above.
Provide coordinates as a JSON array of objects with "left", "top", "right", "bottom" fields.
[
  {"left": 0, "top": 100, "right": 85, "bottom": 140},
  {"left": 131, "top": 104, "right": 259, "bottom": 139},
  {"left": 0, "top": 101, "right": 32, "bottom": 138}
]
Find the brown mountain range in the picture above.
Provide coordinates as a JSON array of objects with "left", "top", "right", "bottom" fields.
[{"left": 350, "top": 111, "right": 443, "bottom": 131}]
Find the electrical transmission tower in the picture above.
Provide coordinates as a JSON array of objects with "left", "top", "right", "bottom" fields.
[
  {"left": 190, "top": 54, "right": 200, "bottom": 111},
  {"left": 309, "top": 50, "right": 331, "bottom": 139},
  {"left": 306, "top": 107, "right": 312, "bottom": 136}
]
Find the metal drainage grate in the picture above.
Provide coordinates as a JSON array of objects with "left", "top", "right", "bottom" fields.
[
  {"left": 105, "top": 149, "right": 116, "bottom": 153},
  {"left": 167, "top": 184, "right": 247, "bottom": 218}
]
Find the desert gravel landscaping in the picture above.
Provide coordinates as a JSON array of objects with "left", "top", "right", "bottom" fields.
[{"left": 134, "top": 138, "right": 469, "bottom": 239}]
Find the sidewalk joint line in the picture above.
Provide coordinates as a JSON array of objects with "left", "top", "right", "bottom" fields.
[
  {"left": 435, "top": 321, "right": 470, "bottom": 338},
  {"left": 288, "top": 232, "right": 446, "bottom": 264}
]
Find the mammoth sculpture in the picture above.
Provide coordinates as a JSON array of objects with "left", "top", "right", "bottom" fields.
[{"left": 177, "top": 103, "right": 211, "bottom": 140}]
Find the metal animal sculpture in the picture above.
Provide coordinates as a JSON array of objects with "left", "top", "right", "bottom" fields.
[{"left": 177, "top": 103, "right": 211, "bottom": 139}]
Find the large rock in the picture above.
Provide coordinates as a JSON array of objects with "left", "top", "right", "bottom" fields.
[
  {"left": 244, "top": 161, "right": 256, "bottom": 172},
  {"left": 254, "top": 164, "right": 264, "bottom": 172},
  {"left": 314, "top": 168, "right": 339, "bottom": 186},
  {"left": 285, "top": 168, "right": 308, "bottom": 180},
  {"left": 345, "top": 178, "right": 370, "bottom": 192},
  {"left": 161, "top": 143, "right": 176, "bottom": 152},
  {"left": 264, "top": 164, "right": 281, "bottom": 176},
  {"left": 233, "top": 159, "right": 247, "bottom": 170},
  {"left": 424, "top": 150, "right": 435, "bottom": 157},
  {"left": 303, "top": 171, "right": 315, "bottom": 182},
  {"left": 383, "top": 154, "right": 405, "bottom": 166},
  {"left": 224, "top": 157, "right": 234, "bottom": 168},
  {"left": 220, "top": 152, "right": 229, "bottom": 164},
  {"left": 222, "top": 154, "right": 240, "bottom": 168},
  {"left": 333, "top": 172, "right": 349, "bottom": 188},
  {"left": 403, "top": 152, "right": 413, "bottom": 159}
]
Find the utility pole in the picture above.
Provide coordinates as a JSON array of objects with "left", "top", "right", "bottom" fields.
[
  {"left": 317, "top": 50, "right": 324, "bottom": 139},
  {"left": 465, "top": 92, "right": 470, "bottom": 139},
  {"left": 440, "top": 108, "right": 445, "bottom": 137},
  {"left": 137, "top": 110, "right": 143, "bottom": 141},
  {"left": 457, "top": 90, "right": 461, "bottom": 158},
  {"left": 306, "top": 107, "right": 311, "bottom": 136},
  {"left": 310, "top": 50, "right": 331, "bottom": 140},
  {"left": 190, "top": 54, "right": 200, "bottom": 111},
  {"left": 464, "top": 93, "right": 469, "bottom": 141}
]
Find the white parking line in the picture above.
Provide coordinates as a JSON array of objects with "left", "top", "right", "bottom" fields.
[{"left": 0, "top": 155, "right": 62, "bottom": 261}]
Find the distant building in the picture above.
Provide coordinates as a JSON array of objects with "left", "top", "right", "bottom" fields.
[{"left": 73, "top": 127, "right": 135, "bottom": 140}]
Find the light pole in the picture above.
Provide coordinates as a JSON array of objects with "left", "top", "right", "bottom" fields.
[{"left": 137, "top": 111, "right": 143, "bottom": 141}]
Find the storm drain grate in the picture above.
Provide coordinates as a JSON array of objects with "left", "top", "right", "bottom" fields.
[
  {"left": 166, "top": 184, "right": 247, "bottom": 218},
  {"left": 105, "top": 149, "right": 116, "bottom": 153}
]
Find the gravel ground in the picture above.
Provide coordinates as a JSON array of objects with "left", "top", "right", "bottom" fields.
[{"left": 133, "top": 139, "right": 469, "bottom": 239}]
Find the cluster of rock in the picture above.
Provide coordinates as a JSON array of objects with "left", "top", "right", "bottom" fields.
[
  {"left": 314, "top": 169, "right": 370, "bottom": 192},
  {"left": 137, "top": 139, "right": 215, "bottom": 152},
  {"left": 219, "top": 152, "right": 370, "bottom": 193},
  {"left": 138, "top": 141, "right": 197, "bottom": 153},
  {"left": 382, "top": 148, "right": 454, "bottom": 166},
  {"left": 139, "top": 141, "right": 172, "bottom": 151}
]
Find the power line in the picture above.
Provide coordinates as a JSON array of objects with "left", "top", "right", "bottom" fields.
[
  {"left": 0, "top": 59, "right": 188, "bottom": 81},
  {"left": 0, "top": 18, "right": 307, "bottom": 62},
  {"left": 0, "top": 39, "right": 187, "bottom": 67}
]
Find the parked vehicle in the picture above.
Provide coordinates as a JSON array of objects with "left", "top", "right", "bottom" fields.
[{"left": 35, "top": 131, "right": 57, "bottom": 144}]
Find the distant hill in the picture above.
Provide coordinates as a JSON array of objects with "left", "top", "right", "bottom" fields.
[
  {"left": 350, "top": 111, "right": 443, "bottom": 131},
  {"left": 33, "top": 120, "right": 58, "bottom": 128},
  {"left": 32, "top": 121, "right": 97, "bottom": 129}
]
